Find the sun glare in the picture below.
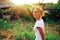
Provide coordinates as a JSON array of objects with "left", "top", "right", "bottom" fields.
[
  {"left": 10, "top": 0, "right": 58, "bottom": 5},
  {"left": 10, "top": 0, "right": 24, "bottom": 5},
  {"left": 42, "top": 0, "right": 58, "bottom": 3}
]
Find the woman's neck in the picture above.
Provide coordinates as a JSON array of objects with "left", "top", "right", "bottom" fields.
[{"left": 36, "top": 17, "right": 42, "bottom": 21}]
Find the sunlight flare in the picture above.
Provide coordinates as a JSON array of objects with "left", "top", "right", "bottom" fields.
[{"left": 10, "top": 0, "right": 58, "bottom": 5}]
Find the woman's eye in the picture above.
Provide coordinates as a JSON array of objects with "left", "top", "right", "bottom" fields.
[{"left": 34, "top": 12, "right": 38, "bottom": 13}]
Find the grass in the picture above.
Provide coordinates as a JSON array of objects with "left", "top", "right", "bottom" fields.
[{"left": 0, "top": 19, "right": 60, "bottom": 40}]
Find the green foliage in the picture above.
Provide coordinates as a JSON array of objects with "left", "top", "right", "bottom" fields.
[
  {"left": 53, "top": 4, "right": 60, "bottom": 9},
  {"left": 0, "top": 9, "right": 2, "bottom": 13},
  {"left": 0, "top": 19, "right": 13, "bottom": 30},
  {"left": 22, "top": 15, "right": 31, "bottom": 22},
  {"left": 0, "top": 9, "right": 12, "bottom": 15},
  {"left": 12, "top": 19, "right": 59, "bottom": 40},
  {"left": 46, "top": 31, "right": 59, "bottom": 40},
  {"left": 46, "top": 9, "right": 60, "bottom": 22},
  {"left": 56, "top": 27, "right": 60, "bottom": 31},
  {"left": 0, "top": 19, "right": 60, "bottom": 40},
  {"left": 23, "top": 31, "right": 35, "bottom": 40},
  {"left": 53, "top": 0, "right": 60, "bottom": 9},
  {"left": 15, "top": 30, "right": 35, "bottom": 40},
  {"left": 13, "top": 19, "right": 35, "bottom": 40}
]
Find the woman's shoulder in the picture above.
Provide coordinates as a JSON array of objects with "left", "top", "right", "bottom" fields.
[{"left": 39, "top": 19, "right": 43, "bottom": 22}]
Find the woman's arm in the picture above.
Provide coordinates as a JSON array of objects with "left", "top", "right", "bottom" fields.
[{"left": 37, "top": 27, "right": 45, "bottom": 40}]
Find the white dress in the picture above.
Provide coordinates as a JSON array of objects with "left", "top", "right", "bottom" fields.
[{"left": 33, "top": 19, "right": 44, "bottom": 40}]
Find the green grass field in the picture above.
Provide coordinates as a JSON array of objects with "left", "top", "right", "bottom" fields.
[{"left": 0, "top": 19, "right": 60, "bottom": 40}]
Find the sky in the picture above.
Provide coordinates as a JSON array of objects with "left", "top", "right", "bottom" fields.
[{"left": 10, "top": 0, "right": 58, "bottom": 5}]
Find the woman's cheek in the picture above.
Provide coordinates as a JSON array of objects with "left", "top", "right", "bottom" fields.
[{"left": 36, "top": 14, "right": 39, "bottom": 17}]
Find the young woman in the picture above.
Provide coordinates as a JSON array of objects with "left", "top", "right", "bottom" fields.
[{"left": 33, "top": 7, "right": 45, "bottom": 40}]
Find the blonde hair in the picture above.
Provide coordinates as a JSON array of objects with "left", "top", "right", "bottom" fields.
[{"left": 33, "top": 7, "right": 44, "bottom": 17}]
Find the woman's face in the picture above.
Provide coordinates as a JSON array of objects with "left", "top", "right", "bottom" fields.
[{"left": 33, "top": 8, "right": 41, "bottom": 19}]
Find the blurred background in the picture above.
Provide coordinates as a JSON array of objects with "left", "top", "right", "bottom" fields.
[{"left": 0, "top": 0, "right": 60, "bottom": 40}]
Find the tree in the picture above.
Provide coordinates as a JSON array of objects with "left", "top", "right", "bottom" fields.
[{"left": 53, "top": 0, "right": 60, "bottom": 9}]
